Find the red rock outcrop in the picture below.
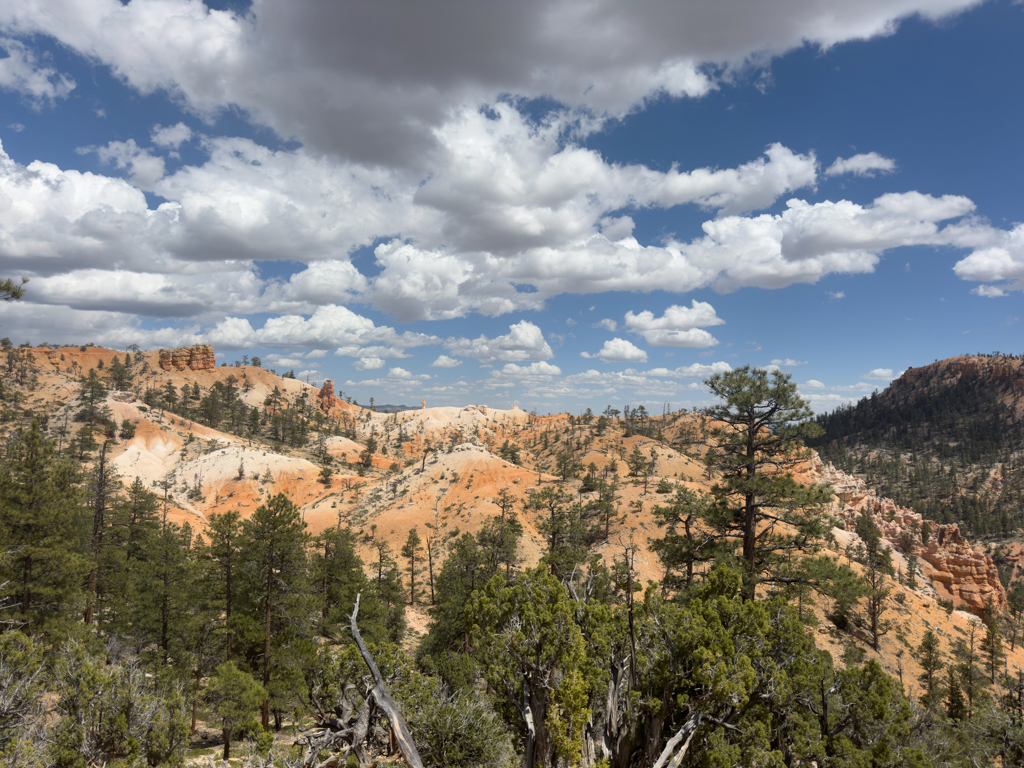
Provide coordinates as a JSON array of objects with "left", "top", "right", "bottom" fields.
[
  {"left": 158, "top": 344, "right": 216, "bottom": 372},
  {"left": 810, "top": 456, "right": 1005, "bottom": 615},
  {"left": 317, "top": 379, "right": 339, "bottom": 412}
]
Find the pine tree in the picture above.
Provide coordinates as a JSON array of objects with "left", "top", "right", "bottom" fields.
[
  {"left": 402, "top": 527, "right": 424, "bottom": 606},
  {"left": 85, "top": 441, "right": 120, "bottom": 625},
  {"left": 199, "top": 510, "right": 243, "bottom": 662},
  {"left": 853, "top": 511, "right": 894, "bottom": 650},
  {"left": 702, "top": 366, "right": 832, "bottom": 600},
  {"left": 0, "top": 420, "right": 87, "bottom": 630},
  {"left": 947, "top": 667, "right": 967, "bottom": 721},
  {"left": 917, "top": 629, "right": 943, "bottom": 710},
  {"left": 982, "top": 605, "right": 1005, "bottom": 686},
  {"left": 101, "top": 476, "right": 161, "bottom": 639},
  {"left": 238, "top": 493, "right": 309, "bottom": 730},
  {"left": 651, "top": 485, "right": 714, "bottom": 593},
  {"left": 205, "top": 661, "right": 265, "bottom": 760}
]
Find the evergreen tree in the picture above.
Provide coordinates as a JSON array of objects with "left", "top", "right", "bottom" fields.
[
  {"left": 205, "top": 661, "right": 265, "bottom": 760},
  {"left": 402, "top": 527, "right": 424, "bottom": 606},
  {"left": 651, "top": 485, "right": 714, "bottom": 593},
  {"left": 528, "top": 486, "right": 601, "bottom": 579},
  {"left": 917, "top": 629, "right": 944, "bottom": 710},
  {"left": 702, "top": 366, "right": 832, "bottom": 600},
  {"left": 84, "top": 441, "right": 120, "bottom": 625},
  {"left": 982, "top": 606, "right": 1005, "bottom": 686},
  {"left": 853, "top": 511, "right": 895, "bottom": 650},
  {"left": 198, "top": 510, "right": 243, "bottom": 662},
  {"left": 100, "top": 476, "right": 161, "bottom": 640},
  {"left": 947, "top": 667, "right": 967, "bottom": 721},
  {"left": 238, "top": 493, "right": 310, "bottom": 730},
  {"left": 0, "top": 421, "right": 86, "bottom": 631}
]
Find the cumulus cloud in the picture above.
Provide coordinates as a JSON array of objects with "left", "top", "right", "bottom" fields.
[
  {"left": 150, "top": 122, "right": 194, "bottom": 149},
  {"left": 862, "top": 368, "right": 894, "bottom": 380},
  {"left": 0, "top": 0, "right": 981, "bottom": 166},
  {"left": 624, "top": 300, "right": 724, "bottom": 347},
  {"left": 205, "top": 304, "right": 438, "bottom": 352},
  {"left": 645, "top": 363, "right": 732, "bottom": 378},
  {"left": 0, "top": 36, "right": 74, "bottom": 106},
  {"left": 804, "top": 379, "right": 826, "bottom": 389},
  {"left": 770, "top": 358, "right": 807, "bottom": 366},
  {"left": 0, "top": 131, "right": 1002, "bottom": 330},
  {"left": 951, "top": 222, "right": 1024, "bottom": 294},
  {"left": 825, "top": 152, "right": 896, "bottom": 177},
  {"left": 264, "top": 354, "right": 308, "bottom": 369},
  {"left": 429, "top": 355, "right": 462, "bottom": 368},
  {"left": 354, "top": 357, "right": 385, "bottom": 371},
  {"left": 349, "top": 367, "right": 432, "bottom": 389},
  {"left": 0, "top": 0, "right": 1013, "bottom": 369},
  {"left": 594, "top": 318, "right": 617, "bottom": 331},
  {"left": 444, "top": 320, "right": 553, "bottom": 363},
  {"left": 581, "top": 338, "right": 648, "bottom": 363},
  {"left": 388, "top": 367, "right": 430, "bottom": 380},
  {"left": 80, "top": 139, "right": 166, "bottom": 188}
]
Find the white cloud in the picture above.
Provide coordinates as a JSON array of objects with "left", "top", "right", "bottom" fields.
[
  {"left": 581, "top": 337, "right": 648, "bottom": 363},
  {"left": 79, "top": 139, "right": 166, "bottom": 188},
  {"left": 444, "top": 320, "right": 553, "bottom": 363},
  {"left": 429, "top": 355, "right": 463, "bottom": 368},
  {"left": 624, "top": 300, "right": 724, "bottom": 347},
  {"left": 7, "top": 122, "right": 24, "bottom": 132},
  {"left": 0, "top": 0, "right": 982, "bottom": 166},
  {"left": 264, "top": 354, "right": 307, "bottom": 369},
  {"left": 862, "top": 368, "right": 894, "bottom": 380},
  {"left": 827, "top": 290, "right": 845, "bottom": 299},
  {"left": 825, "top": 152, "right": 896, "bottom": 177},
  {"left": 150, "top": 122, "right": 193, "bottom": 149},
  {"left": 388, "top": 367, "right": 429, "bottom": 380},
  {"left": 645, "top": 362, "right": 732, "bottom": 378},
  {"left": 0, "top": 36, "right": 74, "bottom": 106},
  {"left": 205, "top": 304, "right": 438, "bottom": 352},
  {"left": 951, "top": 222, "right": 1024, "bottom": 294},
  {"left": 804, "top": 379, "right": 826, "bottom": 389},
  {"left": 770, "top": 358, "right": 807, "bottom": 366},
  {"left": 354, "top": 357, "right": 385, "bottom": 371},
  {"left": 594, "top": 318, "right": 617, "bottom": 331}
]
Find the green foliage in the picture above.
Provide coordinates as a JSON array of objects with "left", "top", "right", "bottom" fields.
[
  {"left": 650, "top": 485, "right": 715, "bottom": 593},
  {"left": 205, "top": 661, "right": 266, "bottom": 760},
  {"left": 702, "top": 366, "right": 832, "bottom": 600}
]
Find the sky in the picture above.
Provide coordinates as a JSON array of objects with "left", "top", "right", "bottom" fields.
[{"left": 1, "top": 0, "right": 1024, "bottom": 414}]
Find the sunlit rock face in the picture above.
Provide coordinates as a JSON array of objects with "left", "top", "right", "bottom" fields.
[{"left": 158, "top": 344, "right": 216, "bottom": 372}]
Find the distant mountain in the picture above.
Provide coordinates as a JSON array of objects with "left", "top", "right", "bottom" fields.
[
  {"left": 810, "top": 354, "right": 1024, "bottom": 540},
  {"left": 374, "top": 404, "right": 416, "bottom": 413}
]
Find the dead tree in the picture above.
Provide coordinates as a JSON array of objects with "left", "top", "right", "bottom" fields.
[{"left": 297, "top": 593, "right": 423, "bottom": 768}]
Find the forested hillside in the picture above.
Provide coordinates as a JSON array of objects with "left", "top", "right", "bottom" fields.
[
  {"left": 4, "top": 348, "right": 1024, "bottom": 767},
  {"left": 810, "top": 354, "right": 1024, "bottom": 540}
]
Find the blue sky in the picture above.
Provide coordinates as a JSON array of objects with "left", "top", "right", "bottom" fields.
[{"left": 1, "top": 0, "right": 1023, "bottom": 413}]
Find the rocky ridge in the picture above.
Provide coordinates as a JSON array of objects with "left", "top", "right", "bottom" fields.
[{"left": 810, "top": 456, "right": 1006, "bottom": 614}]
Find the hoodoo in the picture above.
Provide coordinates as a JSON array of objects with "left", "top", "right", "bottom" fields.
[{"left": 157, "top": 344, "right": 216, "bottom": 372}]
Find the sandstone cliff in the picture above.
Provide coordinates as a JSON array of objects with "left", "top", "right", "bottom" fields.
[
  {"left": 810, "top": 456, "right": 1006, "bottom": 615},
  {"left": 158, "top": 344, "right": 216, "bottom": 372}
]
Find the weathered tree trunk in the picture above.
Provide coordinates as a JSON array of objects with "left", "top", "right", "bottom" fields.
[
  {"left": 652, "top": 715, "right": 702, "bottom": 768},
  {"left": 349, "top": 593, "right": 424, "bottom": 768}
]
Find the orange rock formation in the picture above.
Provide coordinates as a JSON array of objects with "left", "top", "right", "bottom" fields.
[
  {"left": 158, "top": 344, "right": 216, "bottom": 372},
  {"left": 812, "top": 457, "right": 1005, "bottom": 615},
  {"left": 317, "top": 379, "right": 339, "bottom": 412}
]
